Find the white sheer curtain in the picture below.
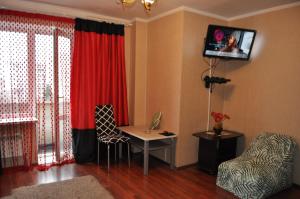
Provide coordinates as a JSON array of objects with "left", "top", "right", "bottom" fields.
[{"left": 0, "top": 10, "right": 74, "bottom": 170}]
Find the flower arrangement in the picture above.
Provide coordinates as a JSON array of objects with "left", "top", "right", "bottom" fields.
[
  {"left": 211, "top": 112, "right": 230, "bottom": 123},
  {"left": 211, "top": 112, "right": 230, "bottom": 135}
]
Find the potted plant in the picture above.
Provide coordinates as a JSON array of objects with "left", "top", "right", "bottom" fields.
[{"left": 211, "top": 112, "right": 230, "bottom": 136}]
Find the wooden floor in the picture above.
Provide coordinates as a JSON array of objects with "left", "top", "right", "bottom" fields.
[{"left": 0, "top": 157, "right": 299, "bottom": 199}]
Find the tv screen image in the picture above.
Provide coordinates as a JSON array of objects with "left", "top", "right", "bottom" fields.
[{"left": 203, "top": 24, "right": 256, "bottom": 60}]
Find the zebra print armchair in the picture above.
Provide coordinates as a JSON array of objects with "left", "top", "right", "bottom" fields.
[{"left": 217, "top": 133, "right": 297, "bottom": 199}]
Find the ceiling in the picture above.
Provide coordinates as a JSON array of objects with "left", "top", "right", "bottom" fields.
[{"left": 9, "top": 0, "right": 300, "bottom": 20}]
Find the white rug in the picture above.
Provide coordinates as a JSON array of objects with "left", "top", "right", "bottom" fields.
[{"left": 1, "top": 175, "right": 114, "bottom": 199}]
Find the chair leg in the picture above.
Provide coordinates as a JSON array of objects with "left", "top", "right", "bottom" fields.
[
  {"left": 127, "top": 142, "right": 131, "bottom": 168},
  {"left": 107, "top": 144, "right": 110, "bottom": 171},
  {"left": 114, "top": 143, "right": 117, "bottom": 162},
  {"left": 97, "top": 141, "right": 100, "bottom": 165}
]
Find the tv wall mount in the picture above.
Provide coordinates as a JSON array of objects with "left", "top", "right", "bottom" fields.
[{"left": 203, "top": 76, "right": 230, "bottom": 89}]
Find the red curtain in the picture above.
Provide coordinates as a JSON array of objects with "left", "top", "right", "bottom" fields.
[
  {"left": 0, "top": 10, "right": 74, "bottom": 170},
  {"left": 71, "top": 18, "right": 128, "bottom": 163}
]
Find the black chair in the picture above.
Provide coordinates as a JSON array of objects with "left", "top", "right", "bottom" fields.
[{"left": 95, "top": 104, "right": 130, "bottom": 170}]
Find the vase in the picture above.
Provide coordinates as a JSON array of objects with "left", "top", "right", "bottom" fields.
[{"left": 213, "top": 122, "right": 223, "bottom": 136}]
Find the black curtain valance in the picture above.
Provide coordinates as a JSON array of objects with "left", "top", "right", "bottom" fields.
[{"left": 75, "top": 18, "right": 124, "bottom": 36}]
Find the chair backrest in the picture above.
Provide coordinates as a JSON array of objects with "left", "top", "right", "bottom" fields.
[
  {"left": 95, "top": 104, "right": 117, "bottom": 138},
  {"left": 245, "top": 133, "right": 297, "bottom": 163}
]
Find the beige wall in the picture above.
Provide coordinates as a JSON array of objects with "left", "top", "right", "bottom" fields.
[
  {"left": 224, "top": 6, "right": 300, "bottom": 184},
  {"left": 127, "top": 5, "right": 300, "bottom": 184},
  {"left": 125, "top": 26, "right": 134, "bottom": 125},
  {"left": 125, "top": 21, "right": 148, "bottom": 126},
  {"left": 147, "top": 12, "right": 184, "bottom": 133},
  {"left": 178, "top": 12, "right": 226, "bottom": 166},
  {"left": 147, "top": 12, "right": 184, "bottom": 164},
  {"left": 145, "top": 11, "right": 226, "bottom": 166}
]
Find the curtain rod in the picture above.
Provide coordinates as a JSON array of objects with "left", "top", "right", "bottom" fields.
[
  {"left": 0, "top": 7, "right": 133, "bottom": 27},
  {"left": 51, "top": 10, "right": 133, "bottom": 26},
  {"left": 50, "top": 12, "right": 133, "bottom": 26},
  {"left": 86, "top": 16, "right": 133, "bottom": 27}
]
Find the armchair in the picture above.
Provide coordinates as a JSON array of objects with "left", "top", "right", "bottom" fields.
[{"left": 217, "top": 133, "right": 297, "bottom": 199}]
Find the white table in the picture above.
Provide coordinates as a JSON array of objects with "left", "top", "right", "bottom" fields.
[{"left": 119, "top": 126, "right": 177, "bottom": 175}]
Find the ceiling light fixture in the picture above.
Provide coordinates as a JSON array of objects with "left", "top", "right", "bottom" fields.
[
  {"left": 141, "top": 0, "right": 156, "bottom": 12},
  {"left": 119, "top": 0, "right": 157, "bottom": 13},
  {"left": 120, "top": 0, "right": 136, "bottom": 6}
]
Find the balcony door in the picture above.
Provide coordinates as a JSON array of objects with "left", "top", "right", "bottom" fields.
[
  {"left": 0, "top": 12, "right": 74, "bottom": 169},
  {"left": 35, "top": 29, "right": 72, "bottom": 166}
]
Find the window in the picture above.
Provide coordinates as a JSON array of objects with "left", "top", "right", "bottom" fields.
[
  {"left": 0, "top": 23, "right": 72, "bottom": 120},
  {"left": 0, "top": 31, "right": 28, "bottom": 103}
]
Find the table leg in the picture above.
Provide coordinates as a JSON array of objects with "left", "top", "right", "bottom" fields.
[
  {"left": 0, "top": 145, "right": 2, "bottom": 175},
  {"left": 97, "top": 141, "right": 100, "bottom": 165},
  {"left": 170, "top": 138, "right": 176, "bottom": 170},
  {"left": 114, "top": 143, "right": 117, "bottom": 161},
  {"left": 107, "top": 144, "right": 110, "bottom": 170},
  {"left": 119, "top": 143, "right": 122, "bottom": 159},
  {"left": 144, "top": 141, "right": 149, "bottom": 175}
]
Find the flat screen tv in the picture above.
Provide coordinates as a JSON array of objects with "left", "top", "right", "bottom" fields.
[{"left": 203, "top": 24, "right": 256, "bottom": 60}]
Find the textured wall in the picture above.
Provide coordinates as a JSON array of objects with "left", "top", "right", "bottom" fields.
[
  {"left": 224, "top": 5, "right": 300, "bottom": 184},
  {"left": 147, "top": 12, "right": 184, "bottom": 165},
  {"left": 178, "top": 11, "right": 226, "bottom": 166}
]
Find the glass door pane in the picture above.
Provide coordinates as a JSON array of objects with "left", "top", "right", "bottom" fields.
[
  {"left": 35, "top": 33, "right": 56, "bottom": 164},
  {"left": 35, "top": 31, "right": 72, "bottom": 165},
  {"left": 58, "top": 35, "right": 72, "bottom": 160}
]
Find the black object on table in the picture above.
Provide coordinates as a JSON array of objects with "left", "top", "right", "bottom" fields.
[
  {"left": 159, "top": 131, "right": 175, "bottom": 136},
  {"left": 193, "top": 130, "right": 243, "bottom": 175}
]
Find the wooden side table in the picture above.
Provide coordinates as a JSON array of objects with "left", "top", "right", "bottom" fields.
[{"left": 193, "top": 130, "right": 243, "bottom": 175}]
